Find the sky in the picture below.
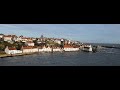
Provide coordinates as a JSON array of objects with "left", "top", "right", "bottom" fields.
[{"left": 0, "top": 24, "right": 120, "bottom": 44}]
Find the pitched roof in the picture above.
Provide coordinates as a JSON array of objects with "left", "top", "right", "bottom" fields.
[
  {"left": 64, "top": 45, "right": 74, "bottom": 48},
  {"left": 22, "top": 46, "right": 38, "bottom": 49},
  {"left": 4, "top": 35, "right": 13, "bottom": 38},
  {"left": 26, "top": 41, "right": 34, "bottom": 43},
  {"left": 4, "top": 35, "right": 17, "bottom": 37},
  {"left": 8, "top": 47, "right": 17, "bottom": 50}
]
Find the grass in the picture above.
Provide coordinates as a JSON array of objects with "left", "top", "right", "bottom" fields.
[{"left": 0, "top": 51, "right": 7, "bottom": 56}]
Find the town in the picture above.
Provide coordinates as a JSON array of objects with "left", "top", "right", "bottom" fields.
[{"left": 0, "top": 33, "right": 94, "bottom": 58}]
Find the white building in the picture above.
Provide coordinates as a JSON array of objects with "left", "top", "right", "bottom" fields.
[
  {"left": 0, "top": 34, "right": 4, "bottom": 39},
  {"left": 63, "top": 45, "right": 79, "bottom": 51},
  {"left": 54, "top": 39, "right": 61, "bottom": 44},
  {"left": 32, "top": 38, "right": 36, "bottom": 41},
  {"left": 39, "top": 46, "right": 52, "bottom": 52},
  {"left": 53, "top": 48, "right": 61, "bottom": 51},
  {"left": 4, "top": 35, "right": 13, "bottom": 41},
  {"left": 12, "top": 36, "right": 18, "bottom": 42},
  {"left": 68, "top": 40, "right": 71, "bottom": 44},
  {"left": 21, "top": 37, "right": 33, "bottom": 42},
  {"left": 21, "top": 46, "right": 38, "bottom": 53},
  {"left": 5, "top": 46, "right": 22, "bottom": 54},
  {"left": 25, "top": 41, "right": 35, "bottom": 46}
]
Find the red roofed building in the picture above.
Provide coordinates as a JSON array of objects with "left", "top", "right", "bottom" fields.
[
  {"left": 64, "top": 44, "right": 74, "bottom": 48},
  {"left": 63, "top": 44, "right": 79, "bottom": 51},
  {"left": 21, "top": 37, "right": 33, "bottom": 42},
  {"left": 5, "top": 46, "right": 22, "bottom": 54},
  {"left": 21, "top": 46, "right": 38, "bottom": 53}
]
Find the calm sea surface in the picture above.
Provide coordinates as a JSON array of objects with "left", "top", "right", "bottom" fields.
[{"left": 0, "top": 43, "right": 120, "bottom": 66}]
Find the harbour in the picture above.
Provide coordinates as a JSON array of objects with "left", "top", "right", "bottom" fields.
[
  {"left": 0, "top": 43, "right": 120, "bottom": 66},
  {"left": 0, "top": 24, "right": 120, "bottom": 66}
]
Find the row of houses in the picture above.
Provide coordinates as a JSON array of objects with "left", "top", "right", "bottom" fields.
[
  {"left": 5, "top": 45, "right": 80, "bottom": 54},
  {"left": 0, "top": 34, "right": 81, "bottom": 46},
  {"left": 0, "top": 34, "right": 36, "bottom": 46}
]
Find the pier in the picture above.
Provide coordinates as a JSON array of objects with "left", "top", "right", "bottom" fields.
[{"left": 101, "top": 45, "right": 120, "bottom": 49}]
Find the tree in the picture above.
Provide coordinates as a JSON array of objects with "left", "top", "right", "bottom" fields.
[
  {"left": 33, "top": 40, "right": 38, "bottom": 46},
  {"left": 0, "top": 44, "right": 5, "bottom": 51}
]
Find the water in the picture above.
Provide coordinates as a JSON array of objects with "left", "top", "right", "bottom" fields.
[{"left": 0, "top": 44, "right": 120, "bottom": 66}]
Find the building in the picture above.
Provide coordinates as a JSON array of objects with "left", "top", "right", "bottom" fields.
[
  {"left": 21, "top": 37, "right": 33, "bottom": 42},
  {"left": 38, "top": 45, "right": 52, "bottom": 52},
  {"left": 21, "top": 46, "right": 38, "bottom": 53},
  {"left": 12, "top": 35, "right": 18, "bottom": 41},
  {"left": 32, "top": 38, "right": 36, "bottom": 41},
  {"left": 5, "top": 46, "right": 22, "bottom": 54},
  {"left": 25, "top": 41, "right": 35, "bottom": 46},
  {"left": 0, "top": 34, "right": 4, "bottom": 39},
  {"left": 63, "top": 44, "right": 79, "bottom": 51},
  {"left": 54, "top": 39, "right": 61, "bottom": 44},
  {"left": 3, "top": 35, "right": 13, "bottom": 41}
]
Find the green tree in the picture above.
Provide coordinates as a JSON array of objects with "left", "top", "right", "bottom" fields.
[{"left": 0, "top": 44, "right": 5, "bottom": 51}]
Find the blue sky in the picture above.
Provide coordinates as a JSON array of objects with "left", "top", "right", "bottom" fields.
[{"left": 0, "top": 24, "right": 120, "bottom": 44}]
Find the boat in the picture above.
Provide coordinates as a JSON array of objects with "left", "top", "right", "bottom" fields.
[{"left": 82, "top": 45, "right": 93, "bottom": 52}]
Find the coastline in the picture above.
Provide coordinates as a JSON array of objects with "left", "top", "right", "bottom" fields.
[
  {"left": 0, "top": 52, "right": 38, "bottom": 58},
  {"left": 0, "top": 50, "right": 80, "bottom": 58}
]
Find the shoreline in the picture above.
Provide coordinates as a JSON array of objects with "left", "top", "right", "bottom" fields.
[
  {"left": 0, "top": 50, "right": 81, "bottom": 58},
  {"left": 0, "top": 52, "right": 39, "bottom": 58}
]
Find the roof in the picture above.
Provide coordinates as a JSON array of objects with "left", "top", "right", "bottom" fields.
[
  {"left": 8, "top": 47, "right": 17, "bottom": 50},
  {"left": 22, "top": 46, "right": 33, "bottom": 49},
  {"left": 4, "top": 35, "right": 12, "bottom": 38},
  {"left": 22, "top": 37, "right": 31, "bottom": 39},
  {"left": 64, "top": 45, "right": 74, "bottom": 48},
  {"left": 22, "top": 46, "right": 37, "bottom": 49},
  {"left": 4, "top": 35, "right": 17, "bottom": 37},
  {"left": 26, "top": 41, "right": 34, "bottom": 43}
]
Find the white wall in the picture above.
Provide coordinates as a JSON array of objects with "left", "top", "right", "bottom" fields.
[
  {"left": 64, "top": 48, "right": 79, "bottom": 51},
  {"left": 28, "top": 43, "right": 34, "bottom": 46},
  {"left": 5, "top": 48, "right": 22, "bottom": 54},
  {"left": 23, "top": 48, "right": 38, "bottom": 53},
  {"left": 53, "top": 48, "right": 61, "bottom": 51},
  {"left": 39, "top": 48, "right": 52, "bottom": 52},
  {"left": 4, "top": 37, "right": 12, "bottom": 41},
  {"left": 54, "top": 40, "right": 61, "bottom": 44}
]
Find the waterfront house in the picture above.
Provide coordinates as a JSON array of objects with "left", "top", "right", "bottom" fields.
[
  {"left": 25, "top": 41, "right": 35, "bottom": 46},
  {"left": 63, "top": 44, "right": 79, "bottom": 51},
  {"left": 38, "top": 45, "right": 52, "bottom": 52},
  {"left": 53, "top": 47, "right": 61, "bottom": 52},
  {"left": 21, "top": 46, "right": 38, "bottom": 53},
  {"left": 5, "top": 46, "right": 22, "bottom": 54}
]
